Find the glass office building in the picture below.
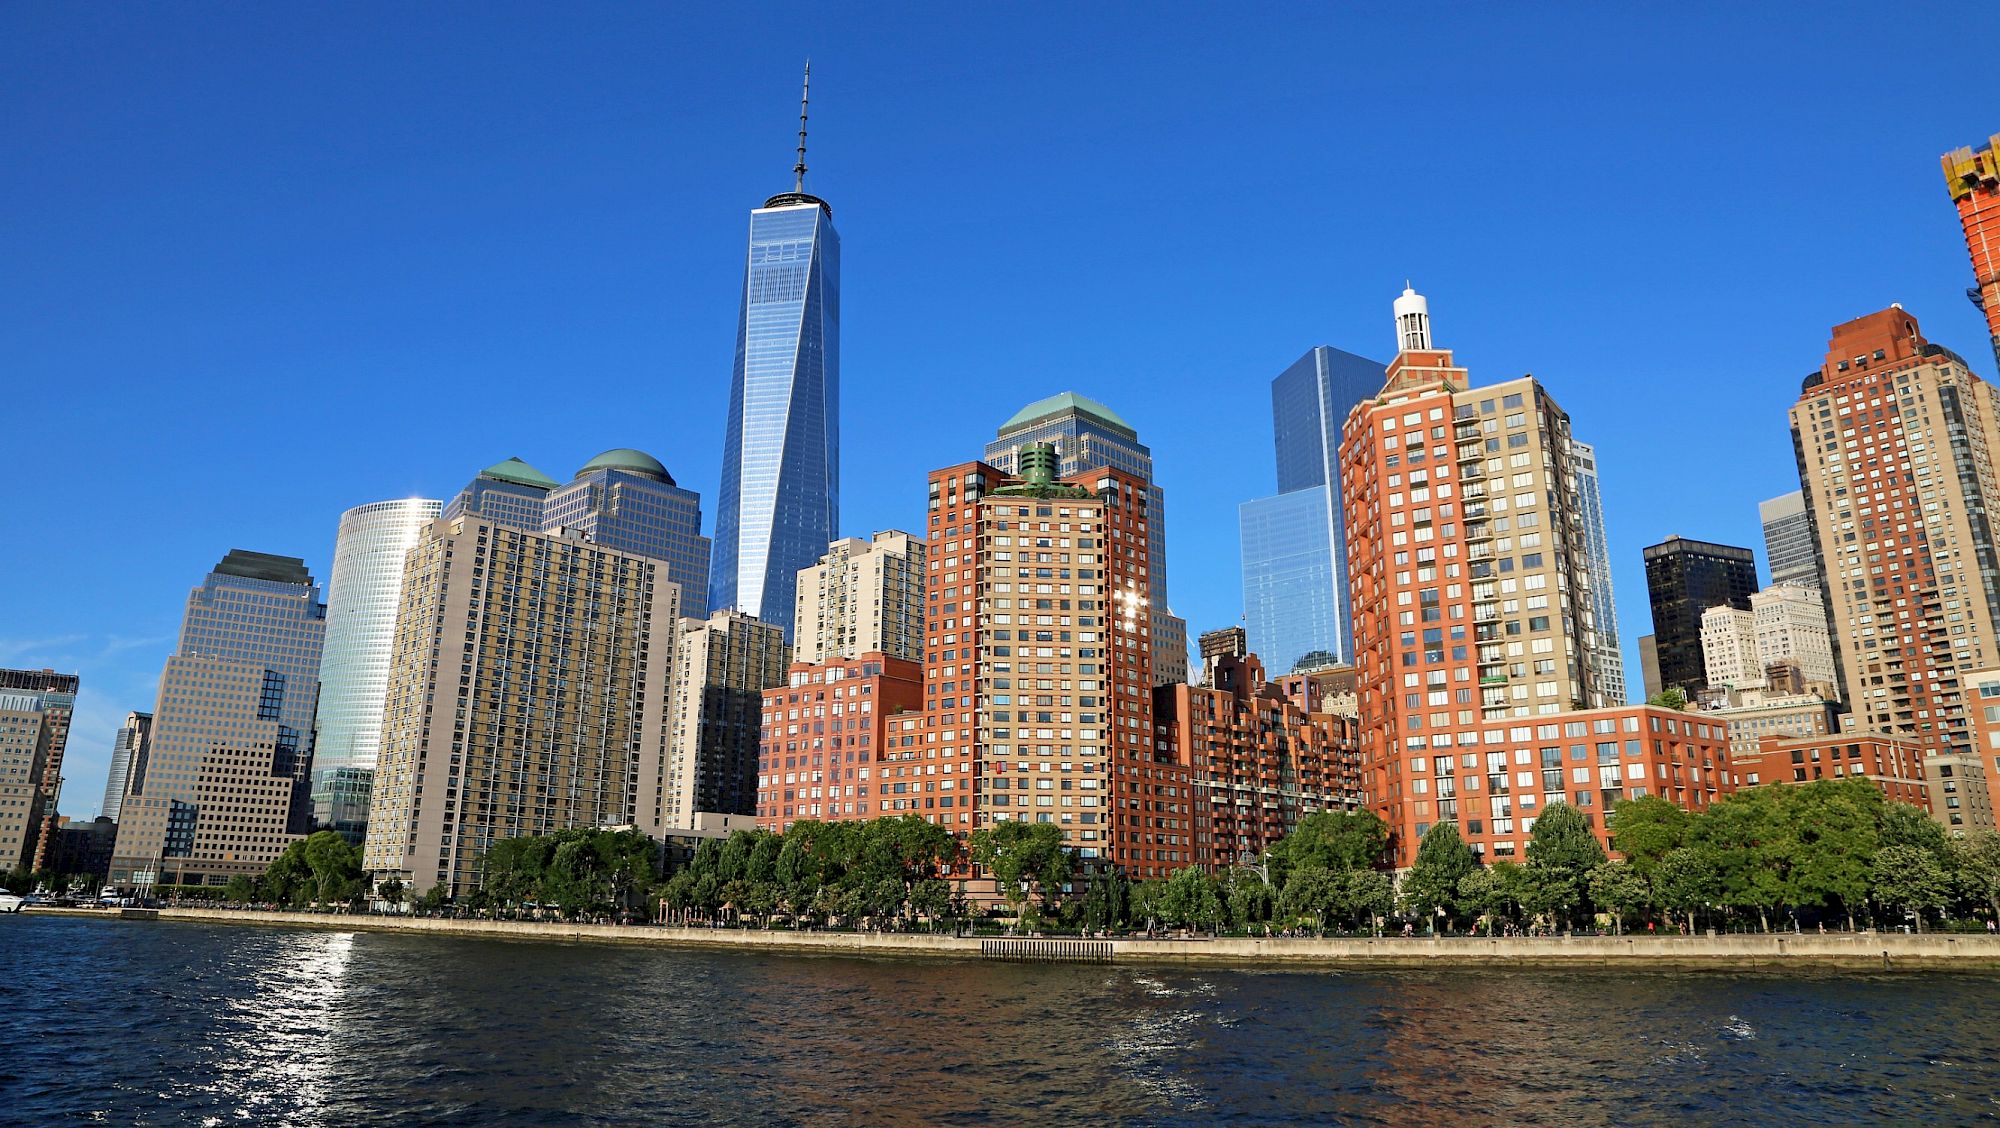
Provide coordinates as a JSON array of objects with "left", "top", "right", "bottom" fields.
[
  {"left": 311, "top": 497, "right": 440, "bottom": 836},
  {"left": 109, "top": 551, "right": 328, "bottom": 884},
  {"left": 544, "top": 449, "right": 711, "bottom": 618},
  {"left": 1569, "top": 441, "right": 1626, "bottom": 704},
  {"left": 315, "top": 498, "right": 441, "bottom": 778},
  {"left": 711, "top": 192, "right": 840, "bottom": 638},
  {"left": 442, "top": 457, "right": 557, "bottom": 532},
  {"left": 1240, "top": 486, "right": 1341, "bottom": 673},
  {"left": 1239, "top": 346, "right": 1384, "bottom": 667}
]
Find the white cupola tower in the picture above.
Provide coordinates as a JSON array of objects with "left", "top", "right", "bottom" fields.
[{"left": 1394, "top": 282, "right": 1431, "bottom": 353}]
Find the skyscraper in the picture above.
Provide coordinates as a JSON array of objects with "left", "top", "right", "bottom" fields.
[
  {"left": 1759, "top": 490, "right": 1819, "bottom": 587},
  {"left": 543, "top": 449, "right": 712, "bottom": 618},
  {"left": 919, "top": 444, "right": 1184, "bottom": 881},
  {"left": 711, "top": 70, "right": 839, "bottom": 638},
  {"left": 1642, "top": 536, "right": 1758, "bottom": 696},
  {"left": 0, "top": 669, "right": 78, "bottom": 872},
  {"left": 1699, "top": 582, "right": 1839, "bottom": 695},
  {"left": 1569, "top": 440, "right": 1626, "bottom": 704},
  {"left": 1942, "top": 132, "right": 2000, "bottom": 370},
  {"left": 987, "top": 392, "right": 1187, "bottom": 684},
  {"left": 792, "top": 530, "right": 926, "bottom": 664},
  {"left": 1239, "top": 346, "right": 1385, "bottom": 673},
  {"left": 100, "top": 711, "right": 150, "bottom": 822},
  {"left": 109, "top": 552, "right": 327, "bottom": 888},
  {"left": 1239, "top": 488, "right": 1339, "bottom": 673},
  {"left": 311, "top": 497, "right": 441, "bottom": 838},
  {"left": 442, "top": 457, "right": 557, "bottom": 531},
  {"left": 1790, "top": 305, "right": 2000, "bottom": 763},
  {"left": 362, "top": 516, "right": 681, "bottom": 897},
  {"left": 665, "top": 610, "right": 790, "bottom": 828},
  {"left": 1340, "top": 288, "right": 1730, "bottom": 867}
]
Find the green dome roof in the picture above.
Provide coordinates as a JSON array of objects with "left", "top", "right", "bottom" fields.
[
  {"left": 480, "top": 457, "right": 559, "bottom": 490},
  {"left": 998, "top": 391, "right": 1137, "bottom": 440},
  {"left": 578, "top": 448, "right": 674, "bottom": 485}
]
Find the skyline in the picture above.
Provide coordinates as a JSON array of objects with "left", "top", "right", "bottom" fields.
[{"left": 6, "top": 6, "right": 2000, "bottom": 818}]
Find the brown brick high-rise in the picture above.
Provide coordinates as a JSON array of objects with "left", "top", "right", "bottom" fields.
[
  {"left": 1789, "top": 306, "right": 2000, "bottom": 765},
  {"left": 1943, "top": 132, "right": 2000, "bottom": 371}
]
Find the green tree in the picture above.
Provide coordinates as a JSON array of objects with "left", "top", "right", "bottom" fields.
[
  {"left": 1693, "top": 785, "right": 1790, "bottom": 931},
  {"left": 301, "top": 831, "right": 365, "bottom": 906},
  {"left": 1784, "top": 779, "right": 1881, "bottom": 929},
  {"left": 1337, "top": 869, "right": 1394, "bottom": 934},
  {"left": 1646, "top": 688, "right": 1688, "bottom": 710},
  {"left": 263, "top": 839, "right": 314, "bottom": 906},
  {"left": 971, "top": 820, "right": 1072, "bottom": 924},
  {"left": 223, "top": 874, "right": 261, "bottom": 903},
  {"left": 1279, "top": 865, "right": 1342, "bottom": 934},
  {"left": 1220, "top": 867, "right": 1274, "bottom": 932},
  {"left": 1608, "top": 796, "right": 1689, "bottom": 877},
  {"left": 1399, "top": 822, "right": 1479, "bottom": 931},
  {"left": 1266, "top": 809, "right": 1387, "bottom": 886},
  {"left": 1526, "top": 803, "right": 1606, "bottom": 928},
  {"left": 1873, "top": 844, "right": 1949, "bottom": 932},
  {"left": 1456, "top": 867, "right": 1503, "bottom": 934},
  {"left": 376, "top": 876, "right": 406, "bottom": 908},
  {"left": 416, "top": 882, "right": 451, "bottom": 914},
  {"left": 909, "top": 878, "right": 952, "bottom": 929},
  {"left": 1081, "top": 869, "right": 1130, "bottom": 933},
  {"left": 1128, "top": 879, "right": 1166, "bottom": 933},
  {"left": 1952, "top": 828, "right": 2000, "bottom": 920},
  {"left": 1652, "top": 844, "right": 1721, "bottom": 934},
  {"left": 1157, "top": 866, "right": 1224, "bottom": 931},
  {"left": 1587, "top": 861, "right": 1649, "bottom": 934}
]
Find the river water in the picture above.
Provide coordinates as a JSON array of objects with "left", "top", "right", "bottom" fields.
[{"left": 2, "top": 915, "right": 1997, "bottom": 1125}]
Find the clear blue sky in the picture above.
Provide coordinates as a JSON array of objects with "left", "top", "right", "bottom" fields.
[{"left": 5, "top": 4, "right": 1997, "bottom": 818}]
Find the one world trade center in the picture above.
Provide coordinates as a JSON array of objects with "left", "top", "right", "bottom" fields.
[{"left": 710, "top": 66, "right": 839, "bottom": 638}]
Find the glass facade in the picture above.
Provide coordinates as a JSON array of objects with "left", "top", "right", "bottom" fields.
[
  {"left": 1760, "top": 490, "right": 1818, "bottom": 587},
  {"left": 1569, "top": 441, "right": 1626, "bottom": 704},
  {"left": 314, "top": 498, "right": 441, "bottom": 782},
  {"left": 1240, "top": 487, "right": 1341, "bottom": 673},
  {"left": 1643, "top": 537, "right": 1759, "bottom": 695},
  {"left": 544, "top": 459, "right": 711, "bottom": 618},
  {"left": 711, "top": 199, "right": 840, "bottom": 638},
  {"left": 111, "top": 551, "right": 328, "bottom": 875},
  {"left": 100, "top": 711, "right": 150, "bottom": 821},
  {"left": 1240, "top": 346, "right": 1383, "bottom": 667},
  {"left": 1273, "top": 346, "right": 1389, "bottom": 495},
  {"left": 443, "top": 475, "right": 550, "bottom": 532}
]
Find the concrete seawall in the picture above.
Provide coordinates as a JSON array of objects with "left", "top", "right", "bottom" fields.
[{"left": 27, "top": 906, "right": 2000, "bottom": 970}]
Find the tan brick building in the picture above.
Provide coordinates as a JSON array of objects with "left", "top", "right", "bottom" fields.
[{"left": 362, "top": 516, "right": 678, "bottom": 897}]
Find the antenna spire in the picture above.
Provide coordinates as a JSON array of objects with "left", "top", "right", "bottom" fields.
[{"left": 793, "top": 60, "right": 811, "bottom": 193}]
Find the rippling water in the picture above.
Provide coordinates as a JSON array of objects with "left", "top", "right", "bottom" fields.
[{"left": 3, "top": 915, "right": 1999, "bottom": 1125}]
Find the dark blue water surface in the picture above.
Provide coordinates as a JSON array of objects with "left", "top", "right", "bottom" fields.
[{"left": 3, "top": 915, "right": 1998, "bottom": 1125}]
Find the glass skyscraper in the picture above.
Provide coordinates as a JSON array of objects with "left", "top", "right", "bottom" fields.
[
  {"left": 443, "top": 457, "right": 557, "bottom": 532},
  {"left": 109, "top": 551, "right": 328, "bottom": 885},
  {"left": 544, "top": 448, "right": 711, "bottom": 618},
  {"left": 311, "top": 497, "right": 441, "bottom": 839},
  {"left": 1239, "top": 346, "right": 1384, "bottom": 670},
  {"left": 1569, "top": 440, "right": 1626, "bottom": 704},
  {"left": 1240, "top": 487, "right": 1340, "bottom": 672},
  {"left": 1760, "top": 490, "right": 1818, "bottom": 587},
  {"left": 315, "top": 498, "right": 441, "bottom": 778},
  {"left": 710, "top": 188, "right": 839, "bottom": 639}
]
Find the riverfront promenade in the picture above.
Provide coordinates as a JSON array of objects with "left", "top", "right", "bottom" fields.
[{"left": 24, "top": 906, "right": 2000, "bottom": 969}]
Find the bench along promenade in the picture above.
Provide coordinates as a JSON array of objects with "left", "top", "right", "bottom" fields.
[{"left": 27, "top": 906, "right": 2000, "bottom": 970}]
